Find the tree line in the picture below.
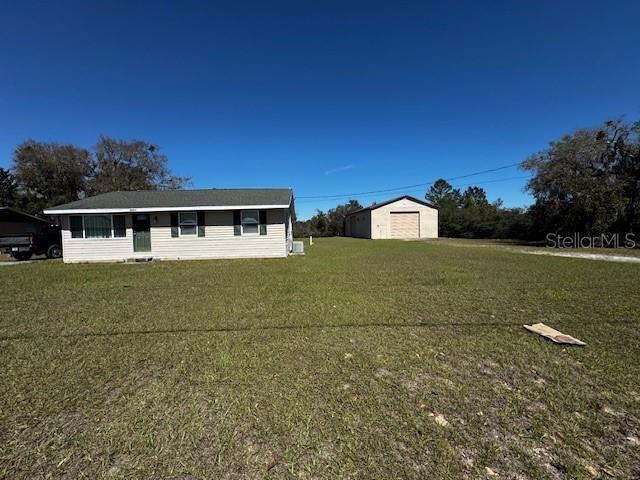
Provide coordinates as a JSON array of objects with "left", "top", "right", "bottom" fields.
[
  {"left": 425, "top": 180, "right": 532, "bottom": 239},
  {"left": 297, "top": 118, "right": 640, "bottom": 242},
  {"left": 2, "top": 117, "right": 638, "bottom": 241},
  {"left": 294, "top": 200, "right": 363, "bottom": 237},
  {"left": 294, "top": 183, "right": 533, "bottom": 240},
  {"left": 0, "top": 136, "right": 189, "bottom": 215}
]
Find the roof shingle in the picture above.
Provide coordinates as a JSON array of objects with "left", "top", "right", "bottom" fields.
[{"left": 44, "top": 188, "right": 293, "bottom": 212}]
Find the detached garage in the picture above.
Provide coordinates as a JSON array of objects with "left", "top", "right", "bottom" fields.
[{"left": 344, "top": 195, "right": 438, "bottom": 239}]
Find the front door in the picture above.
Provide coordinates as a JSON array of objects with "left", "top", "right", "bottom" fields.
[{"left": 132, "top": 214, "right": 151, "bottom": 252}]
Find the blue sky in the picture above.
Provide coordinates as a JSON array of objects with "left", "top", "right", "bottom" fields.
[{"left": 1, "top": 1, "right": 639, "bottom": 219}]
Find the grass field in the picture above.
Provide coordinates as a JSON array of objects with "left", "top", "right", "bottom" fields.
[{"left": 1, "top": 238, "right": 639, "bottom": 479}]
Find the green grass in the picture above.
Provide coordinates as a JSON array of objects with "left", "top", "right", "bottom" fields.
[{"left": 1, "top": 238, "right": 639, "bottom": 479}]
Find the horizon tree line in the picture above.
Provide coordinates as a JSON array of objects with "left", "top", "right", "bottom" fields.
[
  {"left": 2, "top": 117, "right": 639, "bottom": 242},
  {"left": 297, "top": 117, "right": 640, "bottom": 242}
]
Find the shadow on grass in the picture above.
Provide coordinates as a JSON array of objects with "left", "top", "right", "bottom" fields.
[{"left": 2, "top": 317, "right": 636, "bottom": 342}]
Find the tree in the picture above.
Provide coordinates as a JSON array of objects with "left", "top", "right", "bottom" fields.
[
  {"left": 13, "top": 140, "right": 93, "bottom": 212},
  {"left": 312, "top": 210, "right": 328, "bottom": 236},
  {"left": 522, "top": 118, "right": 640, "bottom": 237},
  {"left": 326, "top": 199, "right": 363, "bottom": 236},
  {"left": 0, "top": 167, "right": 17, "bottom": 206},
  {"left": 293, "top": 200, "right": 364, "bottom": 237},
  {"left": 90, "top": 136, "right": 189, "bottom": 194},
  {"left": 425, "top": 179, "right": 462, "bottom": 208},
  {"left": 462, "top": 186, "right": 489, "bottom": 208},
  {"left": 426, "top": 179, "right": 464, "bottom": 237},
  {"left": 425, "top": 179, "right": 530, "bottom": 239}
]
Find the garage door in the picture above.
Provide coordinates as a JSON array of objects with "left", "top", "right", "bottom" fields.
[{"left": 389, "top": 212, "right": 420, "bottom": 238}]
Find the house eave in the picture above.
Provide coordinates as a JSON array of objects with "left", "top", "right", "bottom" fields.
[
  {"left": 44, "top": 204, "right": 292, "bottom": 215},
  {"left": 344, "top": 195, "right": 437, "bottom": 217}
]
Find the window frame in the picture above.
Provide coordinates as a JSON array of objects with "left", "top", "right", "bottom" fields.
[
  {"left": 178, "top": 211, "right": 198, "bottom": 237},
  {"left": 83, "top": 214, "right": 113, "bottom": 239},
  {"left": 70, "top": 214, "right": 127, "bottom": 239},
  {"left": 241, "top": 209, "right": 260, "bottom": 235}
]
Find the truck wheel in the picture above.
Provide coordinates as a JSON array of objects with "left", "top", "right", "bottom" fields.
[
  {"left": 46, "top": 244, "right": 62, "bottom": 259},
  {"left": 12, "top": 252, "right": 33, "bottom": 261}
]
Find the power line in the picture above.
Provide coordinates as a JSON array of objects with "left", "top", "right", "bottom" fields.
[
  {"left": 295, "top": 160, "right": 525, "bottom": 200},
  {"left": 294, "top": 175, "right": 532, "bottom": 204}
]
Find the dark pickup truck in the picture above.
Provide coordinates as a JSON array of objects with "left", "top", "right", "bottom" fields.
[{"left": 0, "top": 225, "right": 62, "bottom": 260}]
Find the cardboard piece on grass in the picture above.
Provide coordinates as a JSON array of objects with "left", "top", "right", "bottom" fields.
[{"left": 524, "top": 322, "right": 586, "bottom": 346}]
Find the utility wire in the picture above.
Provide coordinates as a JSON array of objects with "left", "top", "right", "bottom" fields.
[
  {"left": 294, "top": 175, "right": 532, "bottom": 204},
  {"left": 296, "top": 160, "right": 526, "bottom": 200}
]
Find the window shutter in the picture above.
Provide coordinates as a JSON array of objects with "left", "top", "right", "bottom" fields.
[
  {"left": 113, "top": 215, "right": 126, "bottom": 237},
  {"left": 70, "top": 216, "right": 83, "bottom": 238},
  {"left": 259, "top": 210, "right": 267, "bottom": 235},
  {"left": 233, "top": 211, "right": 241, "bottom": 236},
  {"left": 197, "top": 211, "right": 205, "bottom": 237},
  {"left": 171, "top": 212, "right": 179, "bottom": 237}
]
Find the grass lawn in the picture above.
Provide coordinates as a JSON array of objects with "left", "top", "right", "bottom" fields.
[{"left": 1, "top": 238, "right": 639, "bottom": 479}]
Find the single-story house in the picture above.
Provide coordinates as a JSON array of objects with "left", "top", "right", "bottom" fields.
[
  {"left": 43, "top": 188, "right": 294, "bottom": 263},
  {"left": 344, "top": 195, "right": 438, "bottom": 239},
  {"left": 0, "top": 206, "right": 51, "bottom": 235}
]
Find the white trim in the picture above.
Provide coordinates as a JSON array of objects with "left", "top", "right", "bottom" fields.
[{"left": 44, "top": 204, "right": 290, "bottom": 215}]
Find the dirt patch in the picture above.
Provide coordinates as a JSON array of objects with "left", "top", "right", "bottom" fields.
[
  {"left": 106, "top": 366, "right": 162, "bottom": 403},
  {"left": 430, "top": 413, "right": 450, "bottom": 427},
  {"left": 518, "top": 249, "right": 640, "bottom": 264},
  {"left": 106, "top": 454, "right": 133, "bottom": 476},
  {"left": 374, "top": 367, "right": 393, "bottom": 379}
]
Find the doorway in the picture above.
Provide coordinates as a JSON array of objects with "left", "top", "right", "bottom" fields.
[{"left": 132, "top": 214, "right": 151, "bottom": 252}]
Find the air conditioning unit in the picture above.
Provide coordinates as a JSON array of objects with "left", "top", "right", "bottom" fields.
[{"left": 292, "top": 241, "right": 304, "bottom": 254}]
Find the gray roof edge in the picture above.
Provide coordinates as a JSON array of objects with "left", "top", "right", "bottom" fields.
[
  {"left": 344, "top": 195, "right": 437, "bottom": 217},
  {"left": 44, "top": 188, "right": 294, "bottom": 211}
]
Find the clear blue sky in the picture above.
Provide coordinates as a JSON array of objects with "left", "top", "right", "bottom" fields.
[{"left": 1, "top": 1, "right": 639, "bottom": 219}]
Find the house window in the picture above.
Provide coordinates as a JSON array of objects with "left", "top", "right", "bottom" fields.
[
  {"left": 179, "top": 212, "right": 197, "bottom": 236},
  {"left": 70, "top": 215, "right": 127, "bottom": 239},
  {"left": 241, "top": 210, "right": 259, "bottom": 235},
  {"left": 70, "top": 216, "right": 84, "bottom": 238},
  {"left": 84, "top": 215, "right": 112, "bottom": 238}
]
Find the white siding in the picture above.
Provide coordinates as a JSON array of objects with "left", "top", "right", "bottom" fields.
[
  {"left": 150, "top": 210, "right": 286, "bottom": 260},
  {"left": 60, "top": 209, "right": 289, "bottom": 263},
  {"left": 60, "top": 215, "right": 135, "bottom": 262}
]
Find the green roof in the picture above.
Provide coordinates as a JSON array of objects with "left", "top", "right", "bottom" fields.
[{"left": 45, "top": 188, "right": 293, "bottom": 211}]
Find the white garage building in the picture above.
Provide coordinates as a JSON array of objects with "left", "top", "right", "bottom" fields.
[{"left": 344, "top": 195, "right": 438, "bottom": 239}]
